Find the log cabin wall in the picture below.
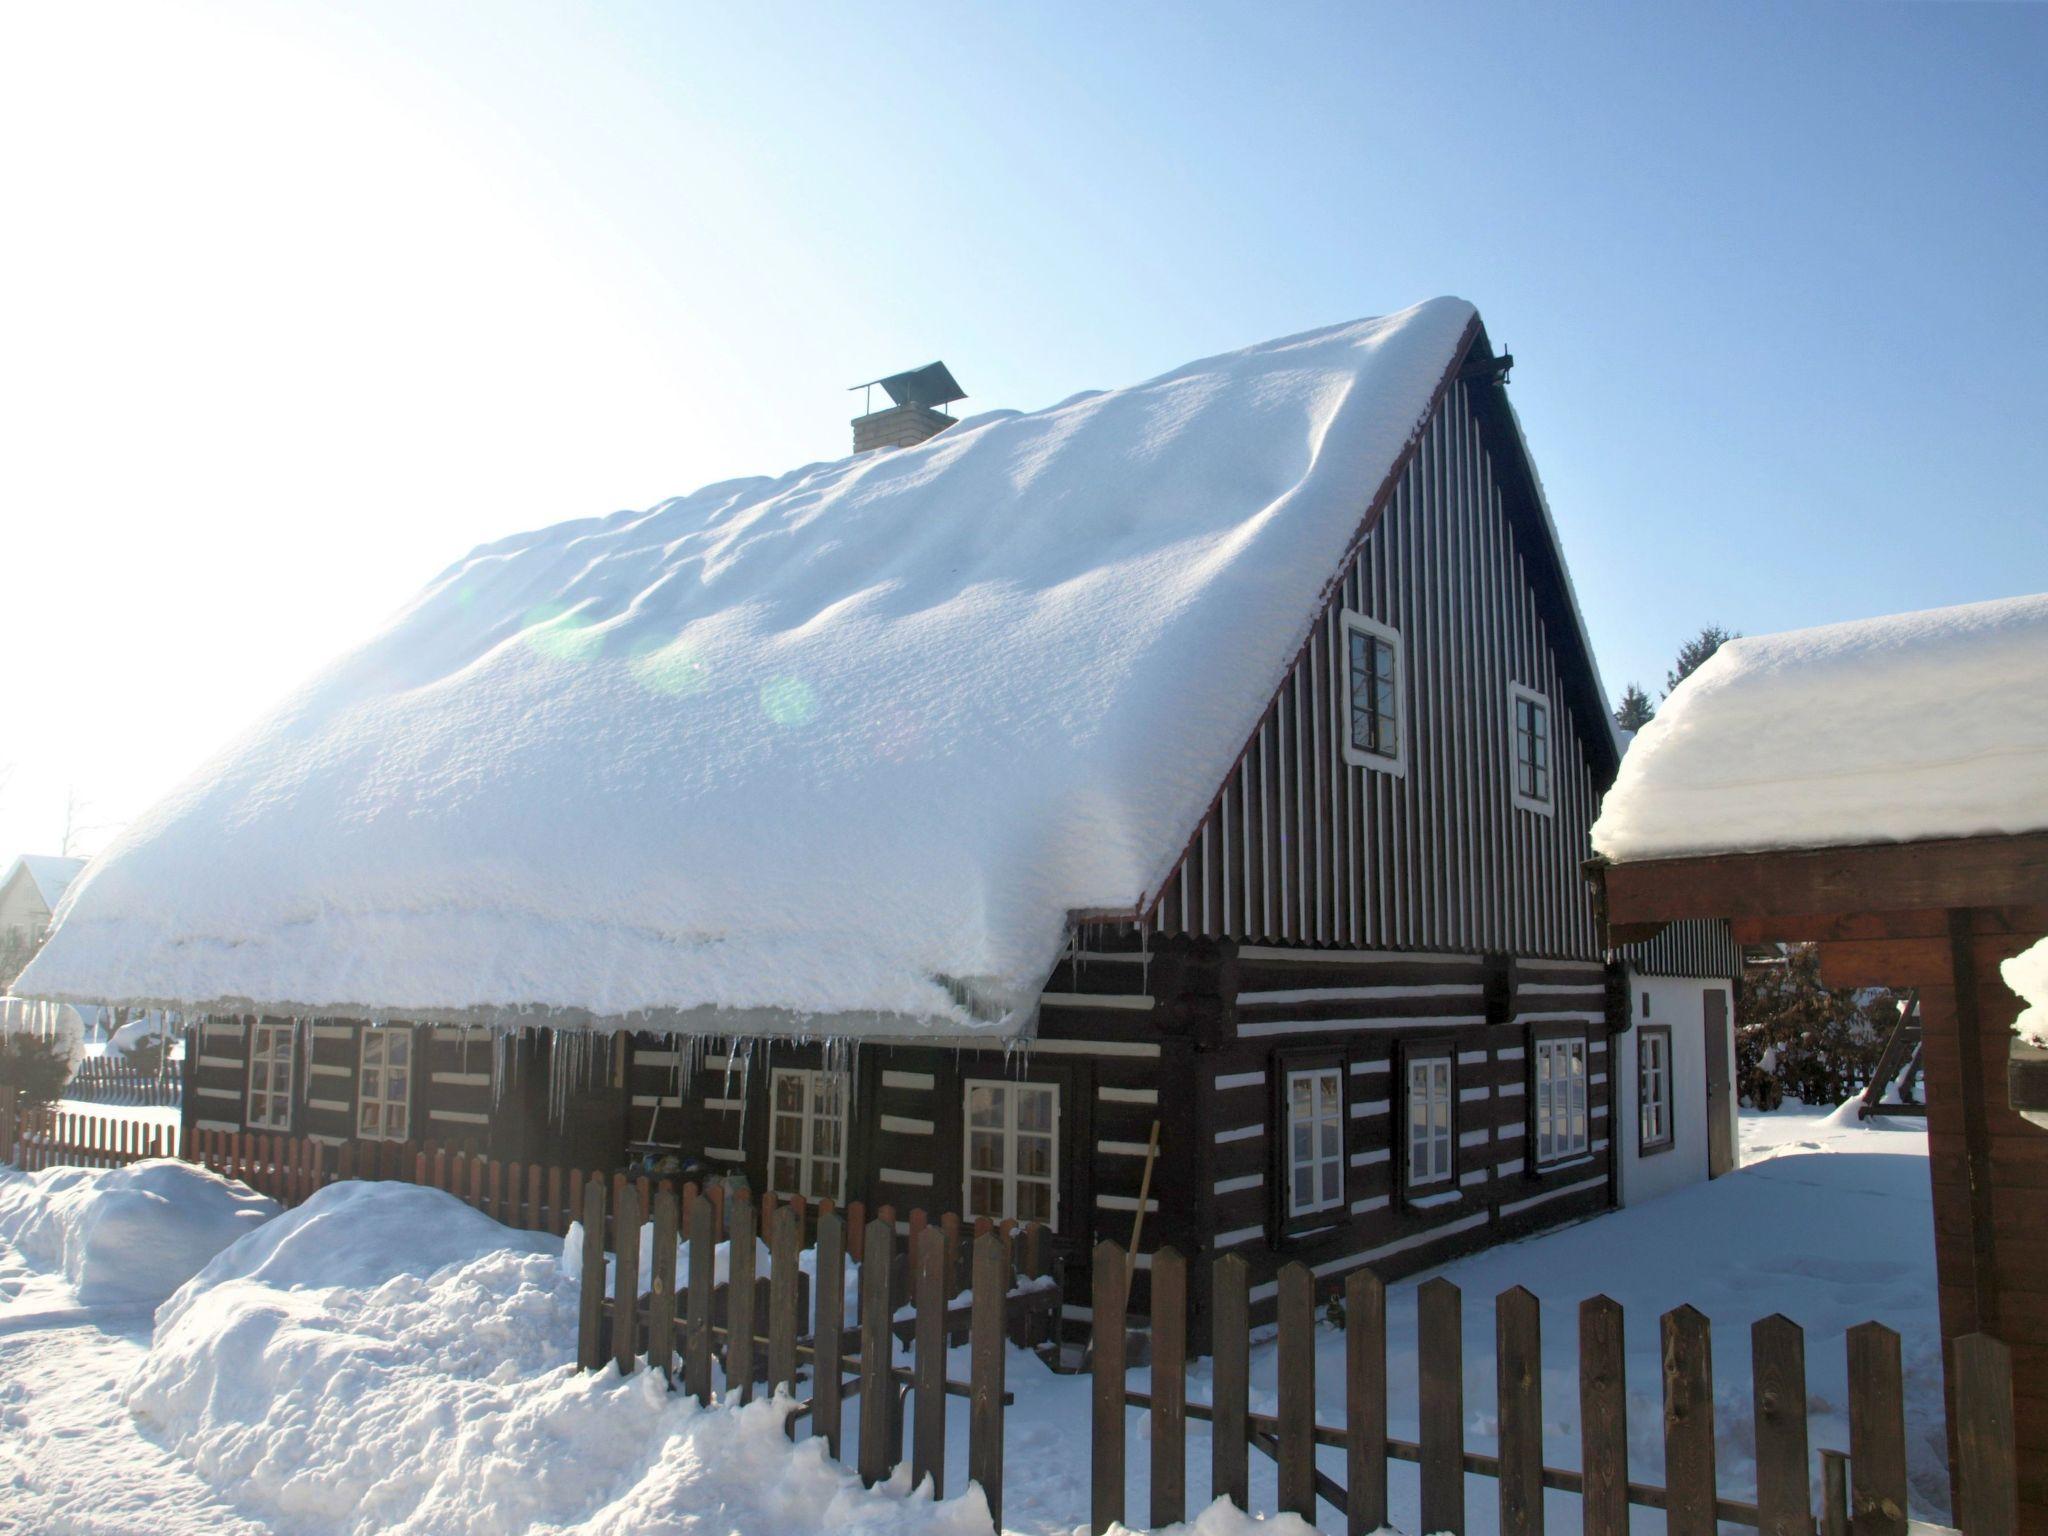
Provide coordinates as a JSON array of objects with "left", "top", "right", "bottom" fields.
[{"left": 1143, "top": 377, "right": 1603, "bottom": 961}]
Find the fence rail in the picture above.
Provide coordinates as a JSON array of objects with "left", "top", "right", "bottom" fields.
[
  {"left": 67, "top": 1055, "right": 182, "bottom": 1107},
  {"left": 2, "top": 1104, "right": 177, "bottom": 1167}
]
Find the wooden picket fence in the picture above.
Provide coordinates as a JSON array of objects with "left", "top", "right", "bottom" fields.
[
  {"left": 575, "top": 1213, "right": 2022, "bottom": 1536},
  {"left": 1, "top": 1103, "right": 178, "bottom": 1168},
  {"left": 67, "top": 1054, "right": 182, "bottom": 1107}
]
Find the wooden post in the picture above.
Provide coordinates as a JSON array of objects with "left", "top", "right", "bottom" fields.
[
  {"left": 577, "top": 1177, "right": 607, "bottom": 1372},
  {"left": 1276, "top": 1262, "right": 1317, "bottom": 1523},
  {"left": 1661, "top": 1304, "right": 1717, "bottom": 1536},
  {"left": 1150, "top": 1247, "right": 1188, "bottom": 1531},
  {"left": 767, "top": 1204, "right": 800, "bottom": 1419},
  {"left": 1418, "top": 1276, "right": 1465, "bottom": 1536},
  {"left": 685, "top": 1187, "right": 715, "bottom": 1404},
  {"left": 814, "top": 1210, "right": 846, "bottom": 1459},
  {"left": 1950, "top": 1333, "right": 2017, "bottom": 1536},
  {"left": 1579, "top": 1295, "right": 1628, "bottom": 1536},
  {"left": 913, "top": 1225, "right": 947, "bottom": 1496},
  {"left": 648, "top": 1188, "right": 679, "bottom": 1384},
  {"left": 1496, "top": 1286, "right": 1542, "bottom": 1536},
  {"left": 969, "top": 1230, "right": 1007, "bottom": 1530},
  {"left": 1846, "top": 1322, "right": 1908, "bottom": 1536},
  {"left": 1822, "top": 1449, "right": 1851, "bottom": 1536},
  {"left": 1346, "top": 1268, "right": 1388, "bottom": 1536},
  {"left": 1751, "top": 1314, "right": 1811, "bottom": 1536},
  {"left": 612, "top": 1180, "right": 642, "bottom": 1374},
  {"left": 858, "top": 1215, "right": 895, "bottom": 1488},
  {"left": 727, "top": 1194, "right": 757, "bottom": 1404},
  {"left": 1211, "top": 1253, "right": 1250, "bottom": 1512},
  {"left": 1091, "top": 1239, "right": 1128, "bottom": 1536}
]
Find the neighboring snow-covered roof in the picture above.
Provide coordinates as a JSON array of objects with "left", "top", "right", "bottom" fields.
[
  {"left": 20, "top": 299, "right": 1481, "bottom": 1035},
  {"left": 1592, "top": 594, "right": 2048, "bottom": 864},
  {"left": 3, "top": 855, "right": 87, "bottom": 913}
]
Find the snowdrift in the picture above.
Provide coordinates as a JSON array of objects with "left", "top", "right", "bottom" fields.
[
  {"left": 0, "top": 1159, "right": 276, "bottom": 1306},
  {"left": 1593, "top": 593, "right": 2048, "bottom": 861},
  {"left": 2006, "top": 934, "right": 2048, "bottom": 1049},
  {"left": 21, "top": 300, "right": 1477, "bottom": 1034}
]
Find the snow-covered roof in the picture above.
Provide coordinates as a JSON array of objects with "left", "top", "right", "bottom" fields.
[
  {"left": 20, "top": 299, "right": 1483, "bottom": 1036},
  {"left": 3, "top": 855, "right": 87, "bottom": 913},
  {"left": 1591, "top": 594, "right": 2048, "bottom": 864}
]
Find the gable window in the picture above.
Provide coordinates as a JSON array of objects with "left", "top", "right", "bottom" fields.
[
  {"left": 1638, "top": 1026, "right": 1674, "bottom": 1154},
  {"left": 1509, "top": 683, "right": 1553, "bottom": 813},
  {"left": 357, "top": 1027, "right": 412, "bottom": 1143},
  {"left": 1533, "top": 1036, "right": 1590, "bottom": 1165},
  {"left": 964, "top": 1080, "right": 1058, "bottom": 1229},
  {"left": 1340, "top": 612, "right": 1406, "bottom": 774},
  {"left": 1283, "top": 1066, "right": 1346, "bottom": 1219},
  {"left": 1404, "top": 1051, "right": 1454, "bottom": 1191},
  {"left": 246, "top": 1021, "right": 295, "bottom": 1132},
  {"left": 770, "top": 1067, "right": 848, "bottom": 1202}
]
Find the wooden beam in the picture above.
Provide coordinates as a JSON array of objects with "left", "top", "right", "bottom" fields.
[
  {"left": 1811, "top": 937, "right": 1953, "bottom": 990},
  {"left": 1728, "top": 910, "right": 1949, "bottom": 946},
  {"left": 1603, "top": 832, "right": 2048, "bottom": 928}
]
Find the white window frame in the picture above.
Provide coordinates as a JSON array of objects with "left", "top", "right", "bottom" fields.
[
  {"left": 962, "top": 1079, "right": 1060, "bottom": 1231},
  {"left": 1638, "top": 1026, "right": 1673, "bottom": 1153},
  {"left": 1508, "top": 681, "right": 1555, "bottom": 815},
  {"left": 768, "top": 1066, "right": 849, "bottom": 1203},
  {"left": 246, "top": 1021, "right": 295, "bottom": 1132},
  {"left": 1405, "top": 1054, "right": 1454, "bottom": 1190},
  {"left": 1534, "top": 1036, "right": 1591, "bottom": 1166},
  {"left": 1339, "top": 610, "right": 1407, "bottom": 776},
  {"left": 1283, "top": 1066, "right": 1347, "bottom": 1219},
  {"left": 356, "top": 1026, "right": 413, "bottom": 1143}
]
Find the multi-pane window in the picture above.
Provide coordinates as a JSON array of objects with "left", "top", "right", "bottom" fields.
[
  {"left": 1342, "top": 613, "right": 1404, "bottom": 772},
  {"left": 1510, "top": 684, "right": 1552, "bottom": 811},
  {"left": 1638, "top": 1026, "right": 1673, "bottom": 1153},
  {"left": 1406, "top": 1055, "right": 1454, "bottom": 1189},
  {"left": 964, "top": 1080, "right": 1058, "bottom": 1229},
  {"left": 1534, "top": 1036, "right": 1590, "bottom": 1165},
  {"left": 1284, "top": 1067, "right": 1346, "bottom": 1218},
  {"left": 769, "top": 1067, "right": 848, "bottom": 1202},
  {"left": 357, "top": 1028, "right": 412, "bottom": 1142},
  {"left": 246, "top": 1021, "right": 295, "bottom": 1132}
]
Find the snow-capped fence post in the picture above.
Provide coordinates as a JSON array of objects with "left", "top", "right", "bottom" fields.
[
  {"left": 1418, "top": 1276, "right": 1465, "bottom": 1536},
  {"left": 684, "top": 1187, "right": 715, "bottom": 1404},
  {"left": 1148, "top": 1245, "right": 1187, "bottom": 1529},
  {"left": 1090, "top": 1237, "right": 1128, "bottom": 1535},
  {"left": 647, "top": 1187, "right": 679, "bottom": 1386},
  {"left": 726, "top": 1193, "right": 757, "bottom": 1404},
  {"left": 1846, "top": 1321, "right": 1908, "bottom": 1536},
  {"left": 856, "top": 1214, "right": 895, "bottom": 1487},
  {"left": 968, "top": 1228, "right": 1006, "bottom": 1529},
  {"left": 1661, "top": 1304, "right": 1717, "bottom": 1536},
  {"left": 1496, "top": 1285, "right": 1543, "bottom": 1536},
  {"left": 1346, "top": 1267, "right": 1389, "bottom": 1536},
  {"left": 1751, "top": 1313, "right": 1811, "bottom": 1536},
  {"left": 767, "top": 1202, "right": 800, "bottom": 1423},
  {"left": 1211, "top": 1251, "right": 1250, "bottom": 1512},
  {"left": 1275, "top": 1261, "right": 1316, "bottom": 1521},
  {"left": 912, "top": 1224, "right": 946, "bottom": 1495},
  {"left": 813, "top": 1208, "right": 846, "bottom": 1459},
  {"left": 576, "top": 1178, "right": 607, "bottom": 1372},
  {"left": 1951, "top": 1332, "right": 2017, "bottom": 1535},
  {"left": 612, "top": 1180, "right": 641, "bottom": 1375}
]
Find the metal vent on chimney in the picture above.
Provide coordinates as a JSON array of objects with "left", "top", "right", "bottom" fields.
[{"left": 850, "top": 361, "right": 965, "bottom": 454}]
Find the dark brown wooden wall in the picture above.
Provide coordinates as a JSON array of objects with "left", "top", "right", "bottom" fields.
[{"left": 1145, "top": 380, "right": 1604, "bottom": 961}]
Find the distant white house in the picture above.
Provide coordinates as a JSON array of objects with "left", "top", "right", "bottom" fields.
[{"left": 0, "top": 854, "right": 86, "bottom": 951}]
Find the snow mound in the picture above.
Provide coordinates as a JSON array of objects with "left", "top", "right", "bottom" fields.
[
  {"left": 2005, "top": 934, "right": 2048, "bottom": 1049},
  {"left": 20, "top": 300, "right": 1476, "bottom": 1034},
  {"left": 129, "top": 1179, "right": 998, "bottom": 1535},
  {"left": 0, "top": 1159, "right": 277, "bottom": 1306},
  {"left": 1592, "top": 593, "right": 2048, "bottom": 862}
]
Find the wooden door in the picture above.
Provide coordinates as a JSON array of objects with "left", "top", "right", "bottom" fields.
[{"left": 1703, "top": 989, "right": 1734, "bottom": 1177}]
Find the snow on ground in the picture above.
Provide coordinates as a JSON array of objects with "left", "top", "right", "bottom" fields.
[
  {"left": 1591, "top": 592, "right": 2048, "bottom": 862},
  {"left": 0, "top": 1106, "right": 1945, "bottom": 1535}
]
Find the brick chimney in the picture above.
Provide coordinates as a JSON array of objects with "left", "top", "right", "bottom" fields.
[{"left": 850, "top": 361, "right": 965, "bottom": 454}]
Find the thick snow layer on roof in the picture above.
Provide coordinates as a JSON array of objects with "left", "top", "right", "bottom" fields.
[
  {"left": 20, "top": 299, "right": 1476, "bottom": 1034},
  {"left": 1591, "top": 594, "right": 2048, "bottom": 863}
]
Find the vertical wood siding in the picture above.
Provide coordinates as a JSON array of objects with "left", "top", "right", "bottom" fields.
[
  {"left": 1617, "top": 918, "right": 1745, "bottom": 980},
  {"left": 1144, "top": 382, "right": 1601, "bottom": 960}
]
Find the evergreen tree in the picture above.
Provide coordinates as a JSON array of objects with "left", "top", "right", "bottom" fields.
[
  {"left": 1736, "top": 944, "right": 1892, "bottom": 1106},
  {"left": 1665, "top": 624, "right": 1736, "bottom": 697},
  {"left": 0, "top": 1032, "right": 70, "bottom": 1116},
  {"left": 1613, "top": 683, "right": 1655, "bottom": 732}
]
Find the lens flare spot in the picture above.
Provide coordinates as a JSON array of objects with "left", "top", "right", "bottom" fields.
[
  {"left": 761, "top": 676, "right": 816, "bottom": 727},
  {"left": 629, "top": 636, "right": 711, "bottom": 696},
  {"left": 522, "top": 604, "right": 603, "bottom": 664}
]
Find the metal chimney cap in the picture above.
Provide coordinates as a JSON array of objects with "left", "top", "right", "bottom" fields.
[{"left": 850, "top": 361, "right": 966, "bottom": 412}]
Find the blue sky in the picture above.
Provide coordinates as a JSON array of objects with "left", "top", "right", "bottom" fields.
[{"left": 3, "top": 2, "right": 2043, "bottom": 856}]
